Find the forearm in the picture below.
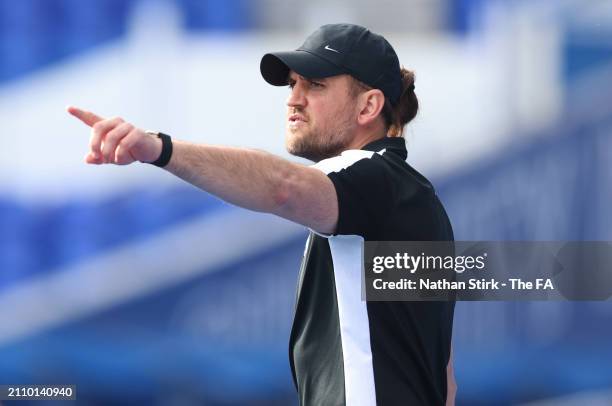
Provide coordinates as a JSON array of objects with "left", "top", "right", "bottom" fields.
[
  {"left": 66, "top": 105, "right": 337, "bottom": 233},
  {"left": 164, "top": 140, "right": 296, "bottom": 213}
]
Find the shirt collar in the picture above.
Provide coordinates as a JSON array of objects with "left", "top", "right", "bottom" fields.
[{"left": 361, "top": 137, "right": 407, "bottom": 160}]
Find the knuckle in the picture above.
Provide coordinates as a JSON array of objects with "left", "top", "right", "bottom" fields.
[
  {"left": 104, "top": 132, "right": 117, "bottom": 143},
  {"left": 110, "top": 127, "right": 123, "bottom": 139},
  {"left": 117, "top": 139, "right": 130, "bottom": 150}
]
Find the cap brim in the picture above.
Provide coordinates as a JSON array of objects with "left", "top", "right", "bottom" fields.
[{"left": 260, "top": 50, "right": 345, "bottom": 86}]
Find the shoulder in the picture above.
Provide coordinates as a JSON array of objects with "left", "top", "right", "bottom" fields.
[
  {"left": 312, "top": 147, "right": 429, "bottom": 191},
  {"left": 312, "top": 149, "right": 382, "bottom": 175}
]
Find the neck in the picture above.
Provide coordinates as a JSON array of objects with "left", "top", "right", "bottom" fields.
[{"left": 346, "top": 127, "right": 387, "bottom": 151}]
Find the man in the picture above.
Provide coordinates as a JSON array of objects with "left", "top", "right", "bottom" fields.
[{"left": 68, "top": 23, "right": 455, "bottom": 406}]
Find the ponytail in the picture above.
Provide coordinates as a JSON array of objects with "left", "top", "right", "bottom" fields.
[
  {"left": 383, "top": 67, "right": 418, "bottom": 137},
  {"left": 349, "top": 67, "right": 419, "bottom": 137}
]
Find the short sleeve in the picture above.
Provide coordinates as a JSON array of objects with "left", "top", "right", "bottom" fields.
[{"left": 312, "top": 151, "right": 396, "bottom": 237}]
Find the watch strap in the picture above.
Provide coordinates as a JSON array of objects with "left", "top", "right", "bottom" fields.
[{"left": 147, "top": 131, "right": 173, "bottom": 167}]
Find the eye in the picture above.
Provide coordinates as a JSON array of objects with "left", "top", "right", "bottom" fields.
[
  {"left": 287, "top": 80, "right": 296, "bottom": 89},
  {"left": 309, "top": 80, "right": 324, "bottom": 88}
]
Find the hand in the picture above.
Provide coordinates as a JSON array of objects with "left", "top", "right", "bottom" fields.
[{"left": 67, "top": 106, "right": 162, "bottom": 165}]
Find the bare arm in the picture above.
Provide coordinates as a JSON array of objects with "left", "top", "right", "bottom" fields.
[
  {"left": 165, "top": 140, "right": 338, "bottom": 232},
  {"left": 67, "top": 106, "right": 338, "bottom": 234}
]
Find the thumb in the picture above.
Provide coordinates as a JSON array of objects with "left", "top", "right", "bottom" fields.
[{"left": 66, "top": 105, "right": 104, "bottom": 127}]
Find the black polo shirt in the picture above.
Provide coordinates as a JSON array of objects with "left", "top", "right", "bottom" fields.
[{"left": 289, "top": 137, "right": 455, "bottom": 406}]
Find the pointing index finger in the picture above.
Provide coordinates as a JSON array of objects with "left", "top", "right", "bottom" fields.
[{"left": 66, "top": 105, "right": 104, "bottom": 127}]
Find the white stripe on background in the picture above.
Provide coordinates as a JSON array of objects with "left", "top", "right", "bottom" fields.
[
  {"left": 0, "top": 207, "right": 304, "bottom": 346},
  {"left": 519, "top": 389, "right": 612, "bottom": 406}
]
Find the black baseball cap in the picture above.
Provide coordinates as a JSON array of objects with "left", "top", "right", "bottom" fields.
[{"left": 260, "top": 23, "right": 403, "bottom": 105}]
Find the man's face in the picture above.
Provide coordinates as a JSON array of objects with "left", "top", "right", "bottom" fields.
[{"left": 285, "top": 71, "right": 358, "bottom": 162}]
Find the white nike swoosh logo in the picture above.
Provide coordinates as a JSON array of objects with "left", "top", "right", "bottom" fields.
[{"left": 324, "top": 45, "right": 340, "bottom": 53}]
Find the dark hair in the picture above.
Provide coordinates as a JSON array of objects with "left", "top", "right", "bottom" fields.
[
  {"left": 382, "top": 68, "right": 418, "bottom": 137},
  {"left": 350, "top": 67, "right": 418, "bottom": 137}
]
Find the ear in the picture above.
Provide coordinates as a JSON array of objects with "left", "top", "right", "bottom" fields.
[{"left": 356, "top": 89, "right": 385, "bottom": 126}]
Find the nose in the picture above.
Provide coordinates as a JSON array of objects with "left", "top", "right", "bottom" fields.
[{"left": 286, "top": 81, "right": 307, "bottom": 109}]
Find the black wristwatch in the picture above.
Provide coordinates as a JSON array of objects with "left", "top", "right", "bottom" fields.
[{"left": 145, "top": 130, "right": 173, "bottom": 167}]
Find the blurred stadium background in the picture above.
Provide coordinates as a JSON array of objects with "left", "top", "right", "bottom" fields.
[{"left": 0, "top": 0, "right": 611, "bottom": 405}]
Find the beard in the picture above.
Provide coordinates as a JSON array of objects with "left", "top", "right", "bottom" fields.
[{"left": 285, "top": 114, "right": 355, "bottom": 162}]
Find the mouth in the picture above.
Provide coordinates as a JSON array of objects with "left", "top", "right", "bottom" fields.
[
  {"left": 288, "top": 114, "right": 307, "bottom": 123},
  {"left": 288, "top": 114, "right": 307, "bottom": 130}
]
